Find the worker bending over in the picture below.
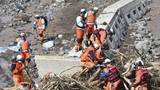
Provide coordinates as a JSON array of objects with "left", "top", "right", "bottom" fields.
[
  {"left": 100, "top": 59, "right": 125, "bottom": 90},
  {"left": 90, "top": 28, "right": 108, "bottom": 49},
  {"left": 11, "top": 55, "right": 25, "bottom": 86},
  {"left": 131, "top": 59, "right": 151, "bottom": 90}
]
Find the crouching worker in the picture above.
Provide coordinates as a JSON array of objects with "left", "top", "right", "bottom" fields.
[
  {"left": 131, "top": 59, "right": 151, "bottom": 90},
  {"left": 100, "top": 59, "right": 125, "bottom": 90},
  {"left": 11, "top": 55, "right": 25, "bottom": 86},
  {"left": 80, "top": 46, "right": 96, "bottom": 70}
]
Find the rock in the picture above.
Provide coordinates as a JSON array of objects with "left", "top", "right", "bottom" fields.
[
  {"left": 15, "top": 3, "right": 25, "bottom": 11},
  {"left": 14, "top": 14, "right": 30, "bottom": 22},
  {"left": 62, "top": 40, "right": 69, "bottom": 44},
  {"left": 42, "top": 41, "right": 54, "bottom": 49},
  {"left": 8, "top": 23, "right": 13, "bottom": 27},
  {"left": 56, "top": 0, "right": 65, "bottom": 3},
  {"left": 134, "top": 39, "right": 151, "bottom": 53},
  {"left": 57, "top": 34, "right": 63, "bottom": 39},
  {"left": 8, "top": 41, "right": 17, "bottom": 46},
  {"left": 54, "top": 39, "right": 61, "bottom": 45},
  {"left": 144, "top": 17, "right": 151, "bottom": 21}
]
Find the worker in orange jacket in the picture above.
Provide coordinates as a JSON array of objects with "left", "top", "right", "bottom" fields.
[
  {"left": 80, "top": 46, "right": 96, "bottom": 69},
  {"left": 80, "top": 44, "right": 104, "bottom": 70},
  {"left": 33, "top": 15, "right": 48, "bottom": 45},
  {"left": 75, "top": 9, "right": 87, "bottom": 52},
  {"left": 90, "top": 28, "right": 108, "bottom": 49},
  {"left": 131, "top": 59, "right": 151, "bottom": 90},
  {"left": 11, "top": 55, "right": 25, "bottom": 86},
  {"left": 86, "top": 7, "right": 98, "bottom": 39},
  {"left": 18, "top": 32, "right": 31, "bottom": 66},
  {"left": 100, "top": 59, "right": 125, "bottom": 90}
]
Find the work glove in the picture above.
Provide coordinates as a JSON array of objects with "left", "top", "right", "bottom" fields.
[{"left": 95, "top": 64, "right": 105, "bottom": 67}]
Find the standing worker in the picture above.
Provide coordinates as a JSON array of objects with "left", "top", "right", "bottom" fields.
[
  {"left": 131, "top": 59, "right": 151, "bottom": 90},
  {"left": 75, "top": 9, "right": 87, "bottom": 51},
  {"left": 11, "top": 55, "right": 25, "bottom": 86},
  {"left": 100, "top": 59, "right": 125, "bottom": 90},
  {"left": 18, "top": 32, "right": 31, "bottom": 66},
  {"left": 86, "top": 7, "right": 98, "bottom": 40},
  {"left": 33, "top": 15, "right": 48, "bottom": 45}
]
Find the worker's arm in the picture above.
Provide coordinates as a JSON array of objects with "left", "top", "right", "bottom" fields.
[{"left": 17, "top": 41, "right": 21, "bottom": 52}]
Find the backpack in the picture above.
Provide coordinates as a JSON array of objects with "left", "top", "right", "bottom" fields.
[{"left": 42, "top": 16, "right": 48, "bottom": 28}]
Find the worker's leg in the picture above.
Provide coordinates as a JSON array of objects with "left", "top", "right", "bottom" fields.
[
  {"left": 99, "top": 30, "right": 107, "bottom": 48},
  {"left": 37, "top": 29, "right": 44, "bottom": 45},
  {"left": 75, "top": 29, "right": 84, "bottom": 51},
  {"left": 13, "top": 76, "right": 24, "bottom": 86}
]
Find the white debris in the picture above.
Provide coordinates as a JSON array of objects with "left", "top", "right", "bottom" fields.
[{"left": 42, "top": 41, "right": 54, "bottom": 49}]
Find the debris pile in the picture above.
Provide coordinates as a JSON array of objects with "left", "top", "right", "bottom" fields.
[
  {"left": 38, "top": 74, "right": 99, "bottom": 90},
  {"left": 130, "top": 18, "right": 160, "bottom": 60}
]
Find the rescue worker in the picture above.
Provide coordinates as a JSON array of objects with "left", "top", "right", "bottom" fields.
[
  {"left": 11, "top": 55, "right": 25, "bottom": 86},
  {"left": 33, "top": 15, "right": 48, "bottom": 45},
  {"left": 131, "top": 59, "right": 151, "bottom": 90},
  {"left": 80, "top": 43, "right": 104, "bottom": 68},
  {"left": 90, "top": 28, "right": 108, "bottom": 49},
  {"left": 75, "top": 9, "right": 87, "bottom": 52},
  {"left": 18, "top": 32, "right": 31, "bottom": 66},
  {"left": 100, "top": 59, "right": 125, "bottom": 90},
  {"left": 86, "top": 7, "right": 98, "bottom": 39},
  {"left": 80, "top": 45, "right": 96, "bottom": 70}
]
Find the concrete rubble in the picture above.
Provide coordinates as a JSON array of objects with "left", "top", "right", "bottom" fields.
[{"left": 130, "top": 18, "right": 160, "bottom": 60}]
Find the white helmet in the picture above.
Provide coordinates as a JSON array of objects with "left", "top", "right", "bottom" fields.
[
  {"left": 93, "top": 7, "right": 98, "bottom": 11},
  {"left": 20, "top": 32, "right": 25, "bottom": 37},
  {"left": 135, "top": 57, "right": 144, "bottom": 66},
  {"left": 16, "top": 55, "right": 23, "bottom": 61},
  {"left": 80, "top": 8, "right": 86, "bottom": 13},
  {"left": 35, "top": 14, "right": 40, "bottom": 18},
  {"left": 103, "top": 58, "right": 111, "bottom": 64},
  {"left": 93, "top": 43, "right": 99, "bottom": 49}
]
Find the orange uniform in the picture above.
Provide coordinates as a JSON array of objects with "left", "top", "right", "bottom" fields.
[
  {"left": 12, "top": 62, "right": 24, "bottom": 86},
  {"left": 103, "top": 65, "right": 124, "bottom": 90},
  {"left": 86, "top": 10, "right": 97, "bottom": 39},
  {"left": 132, "top": 67, "right": 151, "bottom": 90},
  {"left": 80, "top": 46, "right": 96, "bottom": 69},
  {"left": 37, "top": 17, "right": 45, "bottom": 44},
  {"left": 90, "top": 28, "right": 107, "bottom": 48},
  {"left": 95, "top": 48, "right": 104, "bottom": 61},
  {"left": 75, "top": 15, "right": 86, "bottom": 51},
  {"left": 20, "top": 40, "right": 31, "bottom": 61}
]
